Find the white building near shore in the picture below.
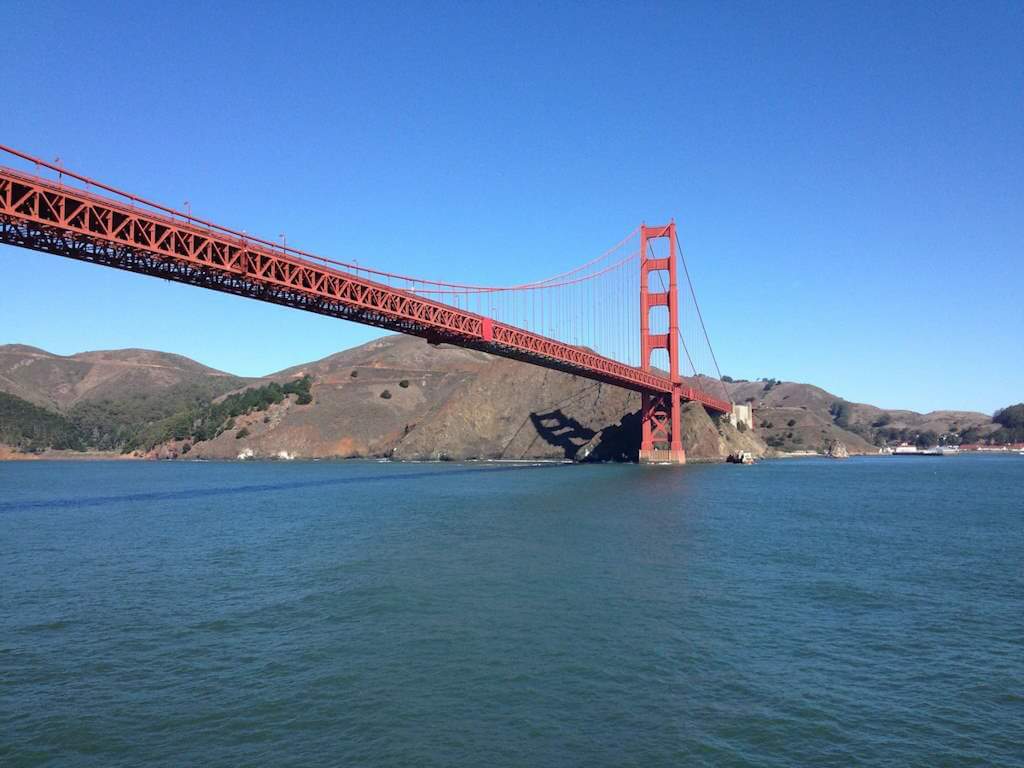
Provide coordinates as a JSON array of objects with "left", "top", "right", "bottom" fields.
[{"left": 729, "top": 402, "right": 753, "bottom": 430}]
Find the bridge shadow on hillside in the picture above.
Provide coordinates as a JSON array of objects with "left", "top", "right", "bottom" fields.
[
  {"left": 528, "top": 410, "right": 595, "bottom": 459},
  {"left": 498, "top": 382, "right": 642, "bottom": 462},
  {"left": 527, "top": 408, "right": 642, "bottom": 462}
]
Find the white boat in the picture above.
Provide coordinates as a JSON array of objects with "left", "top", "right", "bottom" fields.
[{"left": 727, "top": 451, "right": 756, "bottom": 465}]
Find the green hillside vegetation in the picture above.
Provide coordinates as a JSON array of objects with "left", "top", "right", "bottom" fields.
[
  {"left": 67, "top": 377, "right": 245, "bottom": 450},
  {"left": 829, "top": 401, "right": 852, "bottom": 429},
  {"left": 0, "top": 392, "right": 84, "bottom": 452},
  {"left": 884, "top": 404, "right": 1022, "bottom": 447},
  {"left": 0, "top": 376, "right": 313, "bottom": 454},
  {"left": 134, "top": 376, "right": 313, "bottom": 450},
  {"left": 990, "top": 403, "right": 1024, "bottom": 443}
]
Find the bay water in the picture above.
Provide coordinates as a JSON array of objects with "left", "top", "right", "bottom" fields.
[{"left": 1, "top": 456, "right": 1022, "bottom": 766}]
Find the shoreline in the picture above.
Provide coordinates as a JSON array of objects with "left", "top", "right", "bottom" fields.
[
  {"left": 6, "top": 447, "right": 1004, "bottom": 464},
  {"left": 0, "top": 448, "right": 141, "bottom": 462}
]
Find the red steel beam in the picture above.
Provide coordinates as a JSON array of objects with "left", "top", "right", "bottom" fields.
[{"left": 0, "top": 165, "right": 732, "bottom": 413}]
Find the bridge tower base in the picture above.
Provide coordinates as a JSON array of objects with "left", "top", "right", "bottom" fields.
[
  {"left": 638, "top": 391, "right": 686, "bottom": 465},
  {"left": 639, "top": 449, "right": 687, "bottom": 464},
  {"left": 638, "top": 223, "right": 686, "bottom": 465}
]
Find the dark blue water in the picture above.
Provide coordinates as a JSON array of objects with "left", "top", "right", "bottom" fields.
[{"left": 2, "top": 457, "right": 1022, "bottom": 766}]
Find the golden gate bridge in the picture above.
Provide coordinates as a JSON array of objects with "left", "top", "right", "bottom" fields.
[{"left": 0, "top": 144, "right": 733, "bottom": 463}]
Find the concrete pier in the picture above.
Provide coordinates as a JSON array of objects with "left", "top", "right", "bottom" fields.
[{"left": 639, "top": 448, "right": 687, "bottom": 465}]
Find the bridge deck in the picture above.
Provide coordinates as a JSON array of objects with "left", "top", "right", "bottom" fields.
[{"left": 0, "top": 165, "right": 731, "bottom": 413}]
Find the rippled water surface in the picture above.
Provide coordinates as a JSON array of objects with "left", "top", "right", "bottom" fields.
[{"left": 2, "top": 456, "right": 1022, "bottom": 766}]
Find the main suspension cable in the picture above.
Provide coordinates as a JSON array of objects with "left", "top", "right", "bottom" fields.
[{"left": 676, "top": 237, "right": 731, "bottom": 404}]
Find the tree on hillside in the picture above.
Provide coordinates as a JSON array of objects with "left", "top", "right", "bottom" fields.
[
  {"left": 131, "top": 376, "right": 314, "bottom": 452},
  {"left": 830, "top": 401, "right": 851, "bottom": 429},
  {"left": 977, "top": 403, "right": 1024, "bottom": 444},
  {"left": 0, "top": 392, "right": 85, "bottom": 452},
  {"left": 994, "top": 404, "right": 1024, "bottom": 430}
]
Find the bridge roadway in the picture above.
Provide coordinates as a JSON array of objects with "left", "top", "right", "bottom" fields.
[{"left": 0, "top": 162, "right": 731, "bottom": 414}]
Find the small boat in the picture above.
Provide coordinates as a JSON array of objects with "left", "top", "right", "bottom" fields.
[{"left": 727, "top": 451, "right": 756, "bottom": 465}]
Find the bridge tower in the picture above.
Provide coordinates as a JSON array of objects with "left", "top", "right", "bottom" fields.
[{"left": 639, "top": 222, "right": 685, "bottom": 464}]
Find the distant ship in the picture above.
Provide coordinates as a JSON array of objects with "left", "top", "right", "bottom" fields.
[{"left": 891, "top": 446, "right": 959, "bottom": 457}]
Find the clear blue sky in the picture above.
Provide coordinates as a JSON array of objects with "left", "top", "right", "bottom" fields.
[{"left": 1, "top": 1, "right": 1021, "bottom": 413}]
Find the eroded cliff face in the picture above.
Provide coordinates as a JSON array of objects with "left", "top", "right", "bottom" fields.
[
  {"left": 156, "top": 335, "right": 765, "bottom": 463},
  {"left": 391, "top": 361, "right": 639, "bottom": 462}
]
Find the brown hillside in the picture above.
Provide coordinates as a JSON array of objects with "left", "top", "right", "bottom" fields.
[
  {"left": 6, "top": 336, "right": 995, "bottom": 462},
  {"left": 0, "top": 344, "right": 247, "bottom": 411},
  {"left": 708, "top": 376, "right": 994, "bottom": 452},
  {"left": 170, "top": 335, "right": 759, "bottom": 463}
]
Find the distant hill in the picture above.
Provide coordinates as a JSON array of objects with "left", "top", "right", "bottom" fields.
[
  {"left": 0, "top": 344, "right": 248, "bottom": 450},
  {"left": 710, "top": 376, "right": 997, "bottom": 452},
  {"left": 0, "top": 338, "right": 1009, "bottom": 461}
]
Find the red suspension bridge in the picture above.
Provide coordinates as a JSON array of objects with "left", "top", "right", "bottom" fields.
[{"left": 0, "top": 145, "right": 734, "bottom": 464}]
